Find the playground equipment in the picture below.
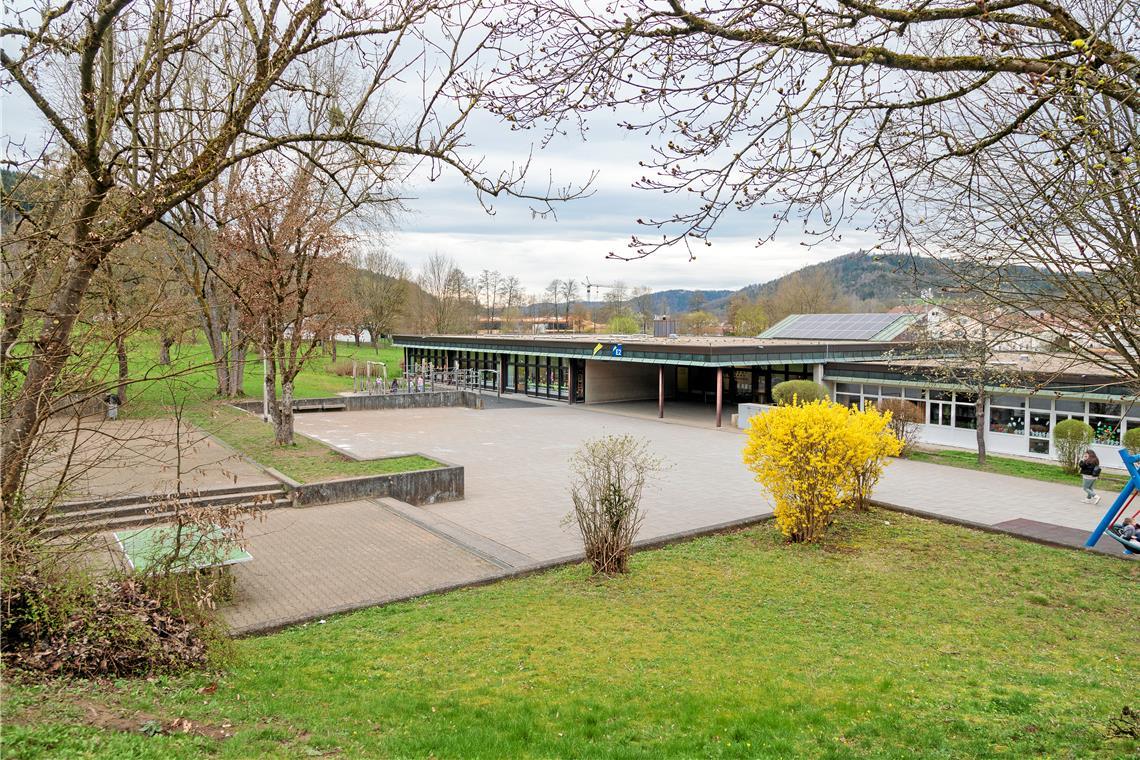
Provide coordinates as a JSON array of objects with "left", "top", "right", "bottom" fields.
[
  {"left": 351, "top": 360, "right": 387, "bottom": 394},
  {"left": 365, "top": 360, "right": 502, "bottom": 398},
  {"left": 1085, "top": 448, "right": 1140, "bottom": 553}
]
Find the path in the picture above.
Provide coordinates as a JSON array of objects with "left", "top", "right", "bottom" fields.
[{"left": 218, "top": 403, "right": 1129, "bottom": 633}]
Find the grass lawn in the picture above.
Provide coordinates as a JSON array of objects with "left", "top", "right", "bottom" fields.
[
  {"left": 186, "top": 404, "right": 440, "bottom": 484},
  {"left": 104, "top": 334, "right": 404, "bottom": 419},
  {"left": 4, "top": 511, "right": 1136, "bottom": 758},
  {"left": 910, "top": 448, "right": 1131, "bottom": 492}
]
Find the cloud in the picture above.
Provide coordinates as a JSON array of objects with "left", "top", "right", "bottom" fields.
[{"left": 389, "top": 229, "right": 876, "bottom": 292}]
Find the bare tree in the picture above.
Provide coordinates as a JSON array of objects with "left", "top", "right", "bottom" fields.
[
  {"left": 904, "top": 93, "right": 1140, "bottom": 379},
  {"left": 1, "top": 0, "right": 584, "bottom": 508},
  {"left": 764, "top": 270, "right": 850, "bottom": 324},
  {"left": 561, "top": 278, "right": 580, "bottom": 328},
  {"left": 488, "top": 0, "right": 1138, "bottom": 255},
  {"left": 219, "top": 160, "right": 354, "bottom": 446},
  {"left": 476, "top": 269, "right": 502, "bottom": 329},
  {"left": 354, "top": 248, "right": 409, "bottom": 348},
  {"left": 894, "top": 307, "right": 1060, "bottom": 465},
  {"left": 415, "top": 253, "right": 475, "bottom": 334},
  {"left": 545, "top": 279, "right": 563, "bottom": 327}
]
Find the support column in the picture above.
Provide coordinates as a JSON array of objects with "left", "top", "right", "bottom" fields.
[
  {"left": 658, "top": 365, "right": 665, "bottom": 418},
  {"left": 568, "top": 361, "right": 576, "bottom": 404},
  {"left": 499, "top": 354, "right": 507, "bottom": 396},
  {"left": 716, "top": 367, "right": 723, "bottom": 428}
]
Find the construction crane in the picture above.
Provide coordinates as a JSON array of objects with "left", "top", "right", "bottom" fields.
[{"left": 584, "top": 277, "right": 621, "bottom": 303}]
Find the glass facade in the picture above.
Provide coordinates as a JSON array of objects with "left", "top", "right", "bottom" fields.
[{"left": 831, "top": 381, "right": 1140, "bottom": 452}]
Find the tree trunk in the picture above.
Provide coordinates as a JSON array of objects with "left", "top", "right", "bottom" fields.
[
  {"left": 275, "top": 378, "right": 294, "bottom": 446},
  {"left": 228, "top": 338, "right": 247, "bottom": 398},
  {"left": 353, "top": 330, "right": 361, "bottom": 347},
  {"left": 115, "top": 333, "right": 129, "bottom": 405},
  {"left": 331, "top": 336, "right": 337, "bottom": 361},
  {"left": 2, "top": 250, "right": 105, "bottom": 507},
  {"left": 158, "top": 335, "right": 174, "bottom": 365},
  {"left": 263, "top": 352, "right": 278, "bottom": 426},
  {"left": 975, "top": 395, "right": 987, "bottom": 466}
]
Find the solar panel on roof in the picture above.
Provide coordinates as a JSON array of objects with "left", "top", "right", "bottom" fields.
[{"left": 763, "top": 313, "right": 901, "bottom": 340}]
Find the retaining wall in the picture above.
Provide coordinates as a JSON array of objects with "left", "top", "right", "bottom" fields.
[
  {"left": 229, "top": 390, "right": 483, "bottom": 415},
  {"left": 290, "top": 462, "right": 464, "bottom": 507}
]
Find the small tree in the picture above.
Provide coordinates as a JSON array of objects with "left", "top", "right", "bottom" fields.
[
  {"left": 567, "top": 435, "right": 662, "bottom": 575},
  {"left": 606, "top": 313, "right": 640, "bottom": 334},
  {"left": 771, "top": 380, "right": 828, "bottom": 406},
  {"left": 1054, "top": 419, "right": 1094, "bottom": 474},
  {"left": 743, "top": 400, "right": 901, "bottom": 542},
  {"left": 878, "top": 399, "right": 923, "bottom": 458},
  {"left": 1124, "top": 428, "right": 1140, "bottom": 456}
]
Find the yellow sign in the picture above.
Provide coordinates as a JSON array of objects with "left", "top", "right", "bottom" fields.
[{"left": 592, "top": 343, "right": 603, "bottom": 356}]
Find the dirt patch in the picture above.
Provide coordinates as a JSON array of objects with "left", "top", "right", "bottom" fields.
[
  {"left": 75, "top": 697, "right": 234, "bottom": 740},
  {"left": 9, "top": 695, "right": 235, "bottom": 741}
]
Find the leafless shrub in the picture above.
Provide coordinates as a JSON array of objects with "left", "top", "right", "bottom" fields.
[
  {"left": 566, "top": 435, "right": 662, "bottom": 575},
  {"left": 878, "top": 399, "right": 924, "bottom": 458}
]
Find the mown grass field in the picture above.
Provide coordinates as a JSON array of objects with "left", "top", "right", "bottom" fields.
[
  {"left": 186, "top": 404, "right": 439, "bottom": 483},
  {"left": 910, "top": 448, "right": 1131, "bottom": 492},
  {"left": 99, "top": 334, "right": 403, "bottom": 419},
  {"left": 5, "top": 511, "right": 1136, "bottom": 759}
]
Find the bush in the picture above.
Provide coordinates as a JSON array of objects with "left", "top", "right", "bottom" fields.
[
  {"left": 742, "top": 400, "right": 902, "bottom": 542},
  {"left": 771, "top": 380, "right": 829, "bottom": 406},
  {"left": 877, "top": 398, "right": 924, "bottom": 457},
  {"left": 1124, "top": 426, "right": 1140, "bottom": 455},
  {"left": 566, "top": 435, "right": 662, "bottom": 574},
  {"left": 1054, "top": 419, "right": 1094, "bottom": 473},
  {"left": 326, "top": 359, "right": 355, "bottom": 377},
  {"left": 1, "top": 532, "right": 213, "bottom": 678}
]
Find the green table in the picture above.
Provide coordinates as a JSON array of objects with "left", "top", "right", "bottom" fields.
[{"left": 114, "top": 524, "right": 253, "bottom": 574}]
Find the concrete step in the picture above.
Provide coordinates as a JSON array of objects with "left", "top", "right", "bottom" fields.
[
  {"left": 44, "top": 496, "right": 293, "bottom": 538},
  {"left": 47, "top": 488, "right": 287, "bottom": 526},
  {"left": 56, "top": 482, "right": 284, "bottom": 515}
]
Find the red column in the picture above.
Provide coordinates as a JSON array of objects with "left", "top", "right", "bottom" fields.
[
  {"left": 658, "top": 365, "right": 665, "bottom": 418},
  {"left": 716, "top": 367, "right": 723, "bottom": 428}
]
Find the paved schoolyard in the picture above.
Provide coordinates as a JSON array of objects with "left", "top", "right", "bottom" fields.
[
  {"left": 28, "top": 417, "right": 277, "bottom": 502},
  {"left": 216, "top": 402, "right": 1130, "bottom": 633},
  {"left": 297, "top": 404, "right": 769, "bottom": 565}
]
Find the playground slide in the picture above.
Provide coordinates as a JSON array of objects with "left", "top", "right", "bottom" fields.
[{"left": 1085, "top": 448, "right": 1140, "bottom": 555}]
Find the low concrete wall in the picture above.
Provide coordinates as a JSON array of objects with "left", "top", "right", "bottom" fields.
[
  {"left": 229, "top": 390, "right": 483, "bottom": 415},
  {"left": 737, "top": 402, "right": 774, "bottom": 429},
  {"left": 292, "top": 462, "right": 464, "bottom": 507}
]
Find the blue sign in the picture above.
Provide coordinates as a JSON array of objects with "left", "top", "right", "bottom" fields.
[{"left": 611, "top": 344, "right": 623, "bottom": 357}]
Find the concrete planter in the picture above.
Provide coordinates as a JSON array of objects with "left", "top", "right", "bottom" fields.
[{"left": 290, "top": 462, "right": 464, "bottom": 507}]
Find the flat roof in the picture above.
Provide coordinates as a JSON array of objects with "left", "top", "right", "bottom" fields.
[{"left": 392, "top": 333, "right": 912, "bottom": 368}]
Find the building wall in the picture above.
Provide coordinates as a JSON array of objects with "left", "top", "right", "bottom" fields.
[
  {"left": 585, "top": 360, "right": 674, "bottom": 404},
  {"left": 823, "top": 379, "right": 1135, "bottom": 471}
]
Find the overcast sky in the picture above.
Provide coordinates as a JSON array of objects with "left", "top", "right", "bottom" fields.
[{"left": 1, "top": 66, "right": 872, "bottom": 295}]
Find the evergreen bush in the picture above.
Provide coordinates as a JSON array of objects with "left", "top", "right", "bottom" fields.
[
  {"left": 771, "top": 380, "right": 829, "bottom": 406},
  {"left": 1054, "top": 419, "right": 1094, "bottom": 474}
]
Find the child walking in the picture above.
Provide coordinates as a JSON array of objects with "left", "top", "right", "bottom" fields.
[{"left": 1078, "top": 449, "right": 1101, "bottom": 505}]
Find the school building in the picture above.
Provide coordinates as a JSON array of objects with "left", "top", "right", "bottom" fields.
[{"left": 392, "top": 313, "right": 1138, "bottom": 468}]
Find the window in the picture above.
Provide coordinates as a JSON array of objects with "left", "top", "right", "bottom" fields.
[
  {"left": 1089, "top": 402, "right": 1121, "bottom": 445},
  {"left": 954, "top": 393, "right": 978, "bottom": 430},
  {"left": 928, "top": 390, "right": 952, "bottom": 426},
  {"left": 989, "top": 396, "right": 1026, "bottom": 435},
  {"left": 835, "top": 393, "right": 859, "bottom": 409}
]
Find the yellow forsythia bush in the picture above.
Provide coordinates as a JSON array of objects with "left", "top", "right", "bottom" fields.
[{"left": 742, "top": 399, "right": 902, "bottom": 542}]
